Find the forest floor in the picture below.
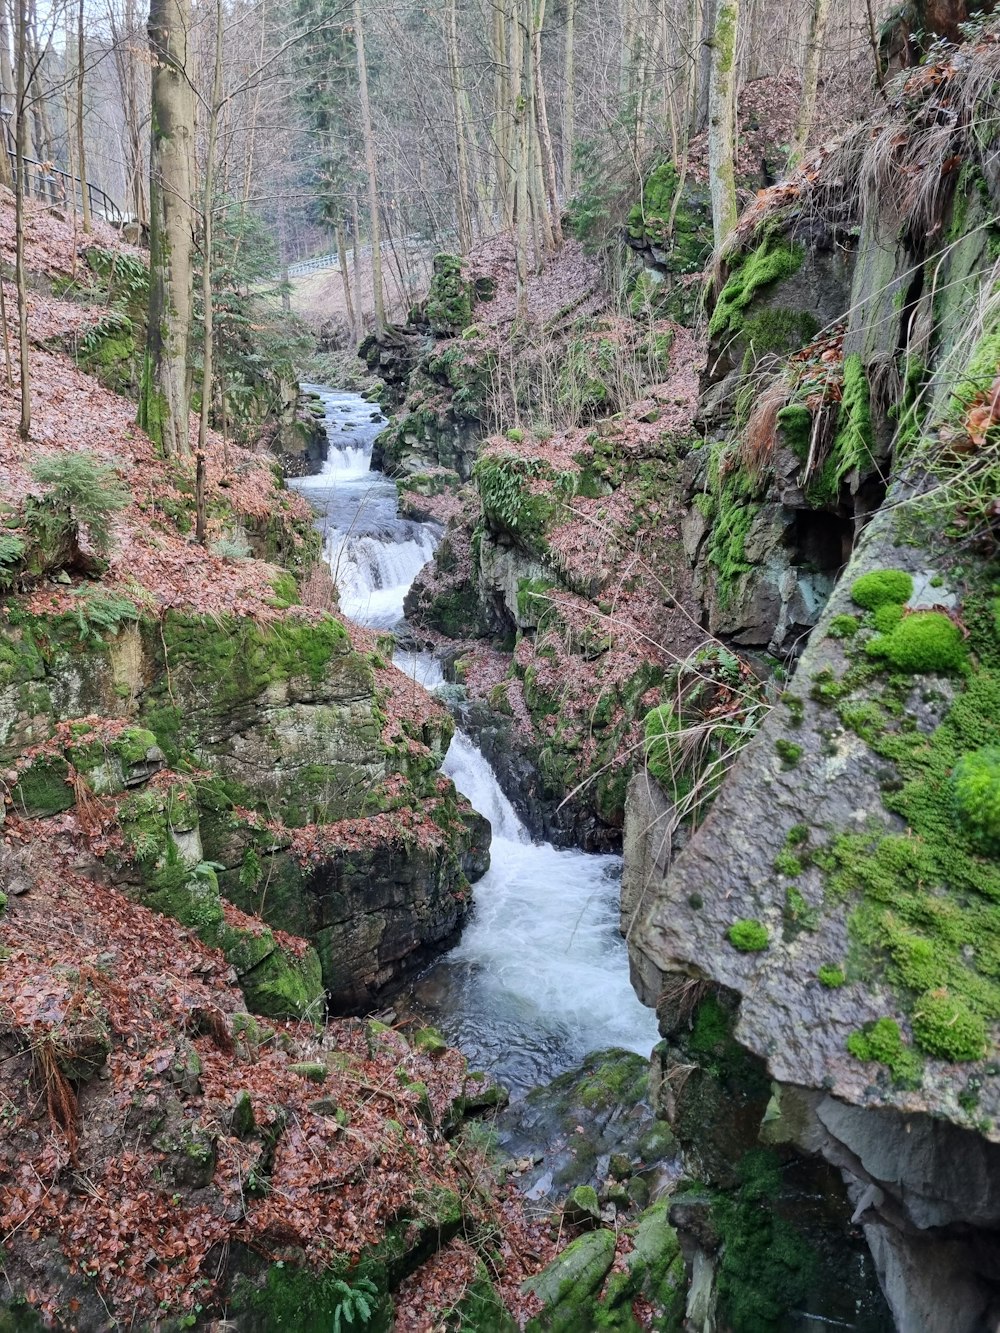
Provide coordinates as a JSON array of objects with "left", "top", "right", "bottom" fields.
[{"left": 0, "top": 189, "right": 618, "bottom": 1330}]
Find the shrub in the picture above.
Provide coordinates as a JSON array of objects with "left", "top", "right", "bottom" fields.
[
  {"left": 28, "top": 452, "right": 130, "bottom": 558},
  {"left": 952, "top": 745, "right": 1000, "bottom": 855},
  {"left": 818, "top": 964, "right": 846, "bottom": 988},
  {"left": 866, "top": 611, "right": 967, "bottom": 674},
  {"left": 911, "top": 989, "right": 987, "bottom": 1061},
  {"left": 728, "top": 919, "right": 769, "bottom": 952},
  {"left": 850, "top": 569, "right": 913, "bottom": 610}
]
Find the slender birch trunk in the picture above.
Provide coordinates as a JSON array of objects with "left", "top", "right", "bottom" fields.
[
  {"left": 707, "top": 0, "right": 738, "bottom": 246},
  {"left": 512, "top": 0, "right": 529, "bottom": 319},
  {"left": 354, "top": 0, "right": 385, "bottom": 332}
]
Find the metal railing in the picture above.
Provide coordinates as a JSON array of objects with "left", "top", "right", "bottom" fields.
[
  {"left": 286, "top": 251, "right": 339, "bottom": 277},
  {"left": 6, "top": 149, "right": 124, "bottom": 226}
]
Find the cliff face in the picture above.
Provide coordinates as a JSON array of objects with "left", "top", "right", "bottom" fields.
[{"left": 625, "top": 34, "right": 1000, "bottom": 1332}]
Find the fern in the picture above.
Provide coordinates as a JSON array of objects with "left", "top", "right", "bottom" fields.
[
  {"left": 28, "top": 453, "right": 130, "bottom": 557},
  {"left": 66, "top": 587, "right": 140, "bottom": 643},
  {"left": 0, "top": 533, "right": 25, "bottom": 587},
  {"left": 331, "top": 1277, "right": 378, "bottom": 1333}
]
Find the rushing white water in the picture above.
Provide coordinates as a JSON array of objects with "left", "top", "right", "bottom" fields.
[
  {"left": 295, "top": 386, "right": 659, "bottom": 1093},
  {"left": 293, "top": 387, "right": 441, "bottom": 629}
]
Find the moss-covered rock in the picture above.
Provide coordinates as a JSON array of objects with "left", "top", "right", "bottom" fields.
[{"left": 523, "top": 1229, "right": 616, "bottom": 1332}]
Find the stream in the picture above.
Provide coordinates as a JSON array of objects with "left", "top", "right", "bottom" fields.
[{"left": 293, "top": 387, "right": 659, "bottom": 1096}]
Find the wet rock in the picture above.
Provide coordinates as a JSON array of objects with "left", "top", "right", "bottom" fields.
[
  {"left": 563, "top": 1184, "right": 601, "bottom": 1229},
  {"left": 522, "top": 1229, "right": 615, "bottom": 1331}
]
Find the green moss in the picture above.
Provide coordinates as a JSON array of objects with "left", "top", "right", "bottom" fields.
[
  {"left": 873, "top": 602, "right": 905, "bottom": 632},
  {"left": 850, "top": 569, "right": 914, "bottom": 610},
  {"left": 10, "top": 756, "right": 73, "bottom": 818},
  {"left": 847, "top": 1018, "right": 923, "bottom": 1086},
  {"left": 742, "top": 308, "right": 819, "bottom": 360},
  {"left": 776, "top": 402, "right": 813, "bottom": 460},
  {"left": 952, "top": 745, "right": 1000, "bottom": 855},
  {"left": 233, "top": 1263, "right": 391, "bottom": 1333},
  {"left": 774, "top": 739, "right": 802, "bottom": 769},
  {"left": 708, "top": 238, "right": 806, "bottom": 341},
  {"left": 866, "top": 611, "right": 967, "bottom": 673},
  {"left": 473, "top": 453, "right": 554, "bottom": 553},
  {"left": 818, "top": 964, "right": 846, "bottom": 988},
  {"left": 425, "top": 253, "right": 474, "bottom": 334},
  {"left": 949, "top": 321, "right": 1000, "bottom": 418},
  {"left": 806, "top": 354, "right": 874, "bottom": 507},
  {"left": 714, "top": 1149, "right": 816, "bottom": 1333},
  {"left": 827, "top": 614, "right": 860, "bottom": 639},
  {"left": 728, "top": 919, "right": 769, "bottom": 952},
  {"left": 911, "top": 989, "right": 987, "bottom": 1061},
  {"left": 774, "top": 848, "right": 803, "bottom": 876}
]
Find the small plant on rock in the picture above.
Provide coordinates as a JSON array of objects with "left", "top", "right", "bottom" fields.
[
  {"left": 952, "top": 745, "right": 1000, "bottom": 855},
  {"left": 331, "top": 1276, "right": 379, "bottom": 1332},
  {"left": 728, "top": 919, "right": 769, "bottom": 952}
]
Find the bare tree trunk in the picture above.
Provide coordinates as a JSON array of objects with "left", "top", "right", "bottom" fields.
[
  {"left": 354, "top": 0, "right": 385, "bottom": 332},
  {"left": 139, "top": 0, "right": 195, "bottom": 457},
  {"left": 335, "top": 222, "right": 356, "bottom": 336},
  {"left": 76, "top": 0, "right": 91, "bottom": 231},
  {"left": 352, "top": 190, "right": 363, "bottom": 339},
  {"left": 707, "top": 0, "right": 738, "bottom": 246},
  {"left": 531, "top": 0, "right": 561, "bottom": 244},
  {"left": 492, "top": 0, "right": 512, "bottom": 226},
  {"left": 787, "top": 0, "right": 829, "bottom": 170},
  {"left": 196, "top": 0, "right": 224, "bottom": 469},
  {"left": 14, "top": 0, "right": 29, "bottom": 438},
  {"left": 512, "top": 0, "right": 529, "bottom": 319},
  {"left": 692, "top": 0, "right": 714, "bottom": 135},
  {"left": 446, "top": 0, "right": 473, "bottom": 251},
  {"left": 561, "top": 0, "right": 574, "bottom": 196},
  {"left": 0, "top": 2, "right": 14, "bottom": 189}
]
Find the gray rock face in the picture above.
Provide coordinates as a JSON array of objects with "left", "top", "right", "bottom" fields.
[{"left": 624, "top": 495, "right": 1000, "bottom": 1330}]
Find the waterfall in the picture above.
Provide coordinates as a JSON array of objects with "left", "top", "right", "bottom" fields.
[{"left": 294, "top": 387, "right": 659, "bottom": 1095}]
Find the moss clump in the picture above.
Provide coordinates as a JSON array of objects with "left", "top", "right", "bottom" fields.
[
  {"left": 424, "top": 253, "right": 474, "bottom": 334},
  {"left": 850, "top": 569, "right": 913, "bottom": 610},
  {"left": 703, "top": 443, "right": 761, "bottom": 607},
  {"left": 473, "top": 453, "right": 554, "bottom": 552},
  {"left": 708, "top": 238, "right": 805, "bottom": 340},
  {"left": 774, "top": 738, "right": 802, "bottom": 769},
  {"left": 626, "top": 163, "right": 712, "bottom": 277},
  {"left": 847, "top": 1018, "right": 923, "bottom": 1086},
  {"left": 873, "top": 602, "right": 906, "bottom": 632},
  {"left": 742, "top": 307, "right": 819, "bottom": 360},
  {"left": 952, "top": 745, "right": 1000, "bottom": 855},
  {"left": 10, "top": 756, "right": 74, "bottom": 818},
  {"left": 728, "top": 919, "right": 769, "bottom": 952},
  {"left": 911, "top": 988, "right": 987, "bottom": 1062},
  {"left": 866, "top": 611, "right": 967, "bottom": 674},
  {"left": 818, "top": 964, "right": 846, "bottom": 988},
  {"left": 774, "top": 848, "right": 804, "bottom": 876},
  {"left": 828, "top": 614, "right": 859, "bottom": 639}
]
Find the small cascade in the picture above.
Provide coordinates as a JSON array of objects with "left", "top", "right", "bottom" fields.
[
  {"left": 294, "top": 387, "right": 441, "bottom": 629},
  {"left": 294, "top": 386, "right": 659, "bottom": 1095}
]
